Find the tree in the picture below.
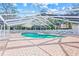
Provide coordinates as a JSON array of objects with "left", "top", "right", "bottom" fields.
[{"left": 0, "top": 3, "right": 18, "bottom": 14}]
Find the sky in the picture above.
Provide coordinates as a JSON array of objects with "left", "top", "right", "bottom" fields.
[
  {"left": 12, "top": 3, "right": 79, "bottom": 16},
  {"left": 0, "top": 3, "right": 79, "bottom": 16}
]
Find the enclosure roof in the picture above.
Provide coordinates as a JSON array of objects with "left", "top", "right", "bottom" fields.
[{"left": 0, "top": 14, "right": 79, "bottom": 26}]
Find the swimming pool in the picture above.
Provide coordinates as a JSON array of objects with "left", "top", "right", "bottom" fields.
[{"left": 21, "top": 32, "right": 63, "bottom": 39}]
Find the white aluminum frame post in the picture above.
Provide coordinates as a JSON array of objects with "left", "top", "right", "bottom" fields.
[{"left": 0, "top": 15, "right": 8, "bottom": 39}]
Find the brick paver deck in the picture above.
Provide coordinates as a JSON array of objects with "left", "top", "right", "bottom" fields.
[{"left": 0, "top": 33, "right": 79, "bottom": 56}]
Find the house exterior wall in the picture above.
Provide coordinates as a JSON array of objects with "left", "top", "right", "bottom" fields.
[{"left": 72, "top": 23, "right": 79, "bottom": 35}]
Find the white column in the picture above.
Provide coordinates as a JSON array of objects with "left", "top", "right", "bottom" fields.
[
  {"left": 3, "top": 23, "right": 6, "bottom": 38},
  {"left": 13, "top": 26, "right": 14, "bottom": 32},
  {"left": 1, "top": 25, "right": 2, "bottom": 37},
  {"left": 34, "top": 25, "right": 36, "bottom": 30},
  {"left": 40, "top": 26, "right": 41, "bottom": 30},
  {"left": 0, "top": 25, "right": 2, "bottom": 39},
  {"left": 0, "top": 25, "right": 1, "bottom": 37},
  {"left": 77, "top": 24, "right": 79, "bottom": 35},
  {"left": 7, "top": 25, "right": 10, "bottom": 39}
]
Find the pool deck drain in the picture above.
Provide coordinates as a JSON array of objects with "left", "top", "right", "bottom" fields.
[{"left": 0, "top": 33, "right": 79, "bottom": 56}]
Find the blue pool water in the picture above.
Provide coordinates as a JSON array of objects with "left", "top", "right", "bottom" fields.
[{"left": 21, "top": 32, "right": 63, "bottom": 38}]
